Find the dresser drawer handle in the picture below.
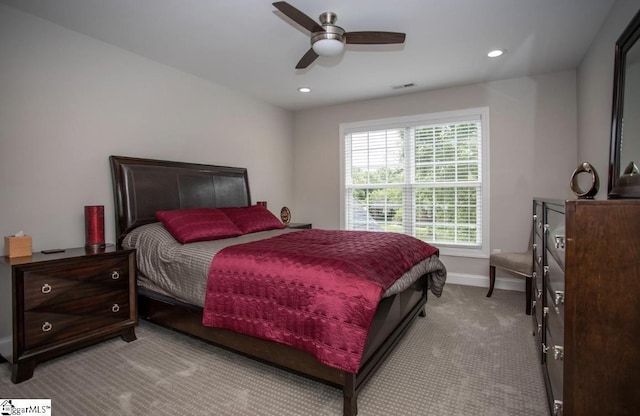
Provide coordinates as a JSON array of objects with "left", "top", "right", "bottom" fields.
[
  {"left": 111, "top": 271, "right": 120, "bottom": 280},
  {"left": 553, "top": 345, "right": 564, "bottom": 361},
  {"left": 42, "top": 322, "right": 52, "bottom": 332},
  {"left": 553, "top": 400, "right": 563, "bottom": 416},
  {"left": 112, "top": 304, "right": 120, "bottom": 313},
  {"left": 41, "top": 283, "right": 52, "bottom": 294}
]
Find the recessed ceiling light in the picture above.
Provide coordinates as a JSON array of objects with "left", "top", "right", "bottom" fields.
[
  {"left": 298, "top": 87, "right": 311, "bottom": 93},
  {"left": 487, "top": 49, "right": 505, "bottom": 58}
]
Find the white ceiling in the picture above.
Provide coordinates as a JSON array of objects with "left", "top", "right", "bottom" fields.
[{"left": 1, "top": 0, "right": 615, "bottom": 111}]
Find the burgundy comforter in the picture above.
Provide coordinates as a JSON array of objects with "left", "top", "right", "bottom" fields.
[{"left": 202, "top": 229, "right": 439, "bottom": 373}]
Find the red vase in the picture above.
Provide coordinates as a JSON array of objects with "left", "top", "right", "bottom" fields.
[{"left": 85, "top": 205, "right": 105, "bottom": 248}]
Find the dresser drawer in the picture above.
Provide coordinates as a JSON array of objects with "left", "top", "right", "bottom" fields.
[
  {"left": 23, "top": 289, "right": 130, "bottom": 350},
  {"left": 545, "top": 248, "right": 565, "bottom": 319},
  {"left": 545, "top": 289, "right": 564, "bottom": 346},
  {"left": 545, "top": 208, "right": 565, "bottom": 272},
  {"left": 545, "top": 327, "right": 564, "bottom": 412},
  {"left": 532, "top": 270, "right": 543, "bottom": 329}
]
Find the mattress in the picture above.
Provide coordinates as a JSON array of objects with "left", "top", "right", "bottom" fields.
[{"left": 123, "top": 222, "right": 447, "bottom": 307}]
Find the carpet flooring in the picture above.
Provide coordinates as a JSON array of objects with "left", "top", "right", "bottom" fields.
[{"left": 0, "top": 284, "right": 549, "bottom": 415}]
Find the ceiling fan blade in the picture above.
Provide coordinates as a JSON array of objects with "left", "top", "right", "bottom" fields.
[
  {"left": 345, "top": 31, "right": 406, "bottom": 45},
  {"left": 296, "top": 48, "right": 319, "bottom": 69},
  {"left": 273, "top": 2, "right": 324, "bottom": 33}
]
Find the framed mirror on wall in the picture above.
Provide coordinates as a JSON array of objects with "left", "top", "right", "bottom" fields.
[{"left": 609, "top": 9, "right": 640, "bottom": 198}]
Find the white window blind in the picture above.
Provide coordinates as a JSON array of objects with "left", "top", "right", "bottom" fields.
[{"left": 342, "top": 108, "right": 489, "bottom": 257}]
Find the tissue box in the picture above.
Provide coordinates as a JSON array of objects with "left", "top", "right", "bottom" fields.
[{"left": 5, "top": 236, "right": 32, "bottom": 258}]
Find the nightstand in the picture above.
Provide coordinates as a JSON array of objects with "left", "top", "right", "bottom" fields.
[
  {"left": 287, "top": 223, "right": 312, "bottom": 229},
  {"left": 0, "top": 246, "right": 137, "bottom": 383}
]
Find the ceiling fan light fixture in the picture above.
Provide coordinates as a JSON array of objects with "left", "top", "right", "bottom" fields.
[
  {"left": 273, "top": 2, "right": 406, "bottom": 69},
  {"left": 312, "top": 38, "right": 344, "bottom": 56}
]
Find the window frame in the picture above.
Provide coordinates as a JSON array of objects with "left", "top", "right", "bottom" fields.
[{"left": 339, "top": 107, "right": 490, "bottom": 258}]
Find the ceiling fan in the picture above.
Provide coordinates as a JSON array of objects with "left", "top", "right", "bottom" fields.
[{"left": 272, "top": 1, "right": 406, "bottom": 69}]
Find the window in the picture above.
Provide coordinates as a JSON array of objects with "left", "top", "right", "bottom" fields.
[{"left": 340, "top": 108, "right": 489, "bottom": 257}]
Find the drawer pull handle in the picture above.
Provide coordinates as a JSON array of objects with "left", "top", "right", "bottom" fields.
[
  {"left": 41, "top": 283, "right": 52, "bottom": 294},
  {"left": 42, "top": 322, "right": 52, "bottom": 332},
  {"left": 553, "top": 400, "right": 563, "bottom": 416},
  {"left": 112, "top": 304, "right": 120, "bottom": 313},
  {"left": 111, "top": 271, "right": 120, "bottom": 280},
  {"left": 553, "top": 345, "right": 564, "bottom": 361}
]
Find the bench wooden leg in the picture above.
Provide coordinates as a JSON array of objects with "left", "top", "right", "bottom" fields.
[
  {"left": 486, "top": 265, "right": 496, "bottom": 297},
  {"left": 525, "top": 275, "right": 533, "bottom": 315}
]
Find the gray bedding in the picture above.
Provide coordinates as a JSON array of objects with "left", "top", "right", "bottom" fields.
[{"left": 123, "top": 223, "right": 447, "bottom": 307}]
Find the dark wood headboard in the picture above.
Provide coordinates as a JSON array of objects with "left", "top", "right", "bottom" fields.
[{"left": 110, "top": 156, "right": 251, "bottom": 244}]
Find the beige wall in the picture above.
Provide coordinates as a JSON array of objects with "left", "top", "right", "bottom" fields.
[
  {"left": 0, "top": 4, "right": 294, "bottom": 252},
  {"left": 293, "top": 72, "right": 578, "bottom": 286},
  {"left": 578, "top": 0, "right": 640, "bottom": 196}
]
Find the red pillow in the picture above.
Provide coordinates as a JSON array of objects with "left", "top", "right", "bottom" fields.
[
  {"left": 156, "top": 208, "right": 242, "bottom": 244},
  {"left": 219, "top": 205, "right": 285, "bottom": 234}
]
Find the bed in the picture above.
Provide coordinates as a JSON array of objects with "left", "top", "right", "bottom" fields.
[{"left": 109, "top": 155, "right": 447, "bottom": 416}]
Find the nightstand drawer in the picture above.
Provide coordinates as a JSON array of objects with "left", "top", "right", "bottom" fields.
[
  {"left": 24, "top": 272, "right": 128, "bottom": 310},
  {"left": 23, "top": 256, "right": 129, "bottom": 284},
  {"left": 24, "top": 289, "right": 130, "bottom": 350}
]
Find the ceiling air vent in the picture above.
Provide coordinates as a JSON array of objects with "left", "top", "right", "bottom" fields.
[{"left": 391, "top": 83, "right": 415, "bottom": 90}]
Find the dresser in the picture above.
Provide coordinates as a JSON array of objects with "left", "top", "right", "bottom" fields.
[
  {"left": 0, "top": 246, "right": 137, "bottom": 383},
  {"left": 532, "top": 199, "right": 640, "bottom": 416}
]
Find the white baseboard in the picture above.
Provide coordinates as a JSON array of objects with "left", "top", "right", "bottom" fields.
[
  {"left": 446, "top": 272, "right": 525, "bottom": 292},
  {"left": 0, "top": 336, "right": 11, "bottom": 357}
]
